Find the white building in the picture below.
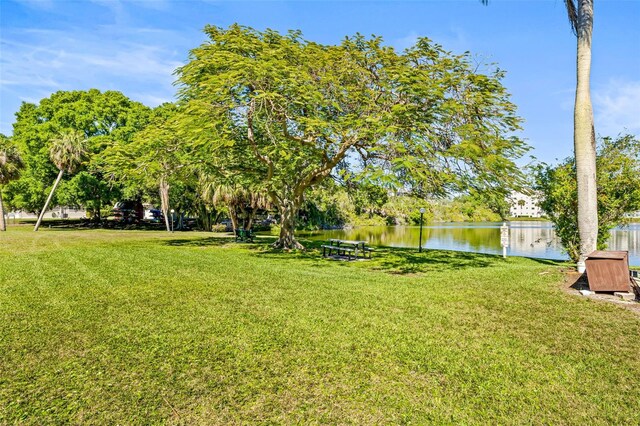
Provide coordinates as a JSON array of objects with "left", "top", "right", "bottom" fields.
[
  {"left": 508, "top": 191, "right": 544, "bottom": 218},
  {"left": 7, "top": 206, "right": 87, "bottom": 220}
]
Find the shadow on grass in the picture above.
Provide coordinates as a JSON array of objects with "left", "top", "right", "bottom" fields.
[
  {"left": 163, "top": 235, "right": 290, "bottom": 251},
  {"left": 18, "top": 219, "right": 172, "bottom": 232},
  {"left": 164, "top": 237, "right": 234, "bottom": 247},
  {"left": 371, "top": 249, "right": 565, "bottom": 274},
  {"left": 361, "top": 245, "right": 539, "bottom": 274},
  {"left": 248, "top": 239, "right": 513, "bottom": 274},
  {"left": 159, "top": 234, "right": 567, "bottom": 275}
]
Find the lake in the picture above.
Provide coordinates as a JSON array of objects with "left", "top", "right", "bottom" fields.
[{"left": 308, "top": 221, "right": 640, "bottom": 266}]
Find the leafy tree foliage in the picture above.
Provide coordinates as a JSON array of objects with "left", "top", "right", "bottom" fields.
[
  {"left": 535, "top": 135, "right": 640, "bottom": 262},
  {"left": 177, "top": 25, "right": 528, "bottom": 248},
  {"left": 10, "top": 89, "right": 150, "bottom": 219},
  {"left": 101, "top": 103, "right": 191, "bottom": 231},
  {"left": 57, "top": 171, "right": 120, "bottom": 219},
  {"left": 2, "top": 175, "right": 46, "bottom": 215},
  {"left": 0, "top": 135, "right": 24, "bottom": 231}
]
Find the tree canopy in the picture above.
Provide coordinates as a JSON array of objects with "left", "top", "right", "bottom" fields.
[
  {"left": 176, "top": 25, "right": 529, "bottom": 248},
  {"left": 2, "top": 26, "right": 538, "bottom": 247},
  {"left": 6, "top": 89, "right": 150, "bottom": 215},
  {"left": 0, "top": 134, "right": 24, "bottom": 231}
]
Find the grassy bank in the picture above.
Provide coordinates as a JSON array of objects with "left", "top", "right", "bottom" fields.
[{"left": 1, "top": 226, "right": 639, "bottom": 424}]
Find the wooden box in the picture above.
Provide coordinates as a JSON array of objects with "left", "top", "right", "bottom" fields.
[{"left": 585, "top": 250, "right": 630, "bottom": 292}]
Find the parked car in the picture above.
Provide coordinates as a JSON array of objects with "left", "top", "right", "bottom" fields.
[
  {"left": 112, "top": 201, "right": 144, "bottom": 223},
  {"left": 144, "top": 208, "right": 164, "bottom": 222}
]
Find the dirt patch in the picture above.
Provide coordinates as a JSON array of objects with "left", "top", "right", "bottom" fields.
[{"left": 561, "top": 268, "right": 640, "bottom": 315}]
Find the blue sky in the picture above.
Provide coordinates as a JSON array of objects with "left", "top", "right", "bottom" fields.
[{"left": 1, "top": 0, "right": 638, "bottom": 164}]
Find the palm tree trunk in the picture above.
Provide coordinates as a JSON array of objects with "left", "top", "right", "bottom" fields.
[
  {"left": 247, "top": 213, "right": 255, "bottom": 230},
  {"left": 34, "top": 170, "right": 64, "bottom": 231},
  {"left": 239, "top": 206, "right": 248, "bottom": 229},
  {"left": 574, "top": 0, "right": 597, "bottom": 270},
  {"left": 159, "top": 177, "right": 171, "bottom": 232},
  {"left": 227, "top": 204, "right": 238, "bottom": 232},
  {"left": 0, "top": 190, "right": 6, "bottom": 232}
]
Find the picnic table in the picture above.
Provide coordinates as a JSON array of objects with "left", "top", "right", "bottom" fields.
[
  {"left": 234, "top": 228, "right": 254, "bottom": 243},
  {"left": 322, "top": 238, "right": 374, "bottom": 260}
]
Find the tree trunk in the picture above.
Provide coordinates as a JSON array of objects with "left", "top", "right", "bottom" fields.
[
  {"left": 574, "top": 0, "right": 598, "bottom": 268},
  {"left": 239, "top": 205, "right": 248, "bottom": 229},
  {"left": 273, "top": 199, "right": 304, "bottom": 249},
  {"left": 159, "top": 177, "right": 171, "bottom": 232},
  {"left": 247, "top": 212, "right": 255, "bottom": 230},
  {"left": 0, "top": 190, "right": 6, "bottom": 232},
  {"left": 227, "top": 204, "right": 238, "bottom": 232},
  {"left": 95, "top": 194, "right": 101, "bottom": 222},
  {"left": 197, "top": 204, "right": 213, "bottom": 232},
  {"left": 34, "top": 170, "right": 64, "bottom": 231}
]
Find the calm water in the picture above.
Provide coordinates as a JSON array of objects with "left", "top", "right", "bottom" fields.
[{"left": 309, "top": 221, "right": 640, "bottom": 266}]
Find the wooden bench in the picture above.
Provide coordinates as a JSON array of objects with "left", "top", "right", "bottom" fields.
[{"left": 322, "top": 244, "right": 356, "bottom": 260}]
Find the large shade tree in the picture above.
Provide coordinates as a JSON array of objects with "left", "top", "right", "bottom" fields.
[
  {"left": 177, "top": 25, "right": 528, "bottom": 249},
  {"left": 34, "top": 130, "right": 88, "bottom": 231},
  {"left": 0, "top": 135, "right": 24, "bottom": 231},
  {"left": 10, "top": 90, "right": 150, "bottom": 219}
]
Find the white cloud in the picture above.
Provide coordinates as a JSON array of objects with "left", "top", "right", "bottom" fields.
[
  {"left": 0, "top": 22, "right": 186, "bottom": 134},
  {"left": 0, "top": 27, "right": 182, "bottom": 92},
  {"left": 593, "top": 79, "right": 640, "bottom": 137}
]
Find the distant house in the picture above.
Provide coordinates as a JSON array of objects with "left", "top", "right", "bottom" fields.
[
  {"left": 623, "top": 211, "right": 640, "bottom": 219},
  {"left": 8, "top": 206, "right": 87, "bottom": 220},
  {"left": 508, "top": 191, "right": 544, "bottom": 218}
]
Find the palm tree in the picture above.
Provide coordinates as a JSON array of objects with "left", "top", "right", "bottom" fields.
[
  {"left": 0, "top": 137, "right": 24, "bottom": 231},
  {"left": 565, "top": 0, "right": 597, "bottom": 271},
  {"left": 34, "top": 130, "right": 88, "bottom": 231},
  {"left": 481, "top": 0, "right": 597, "bottom": 270},
  {"left": 205, "top": 182, "right": 271, "bottom": 231},
  {"left": 210, "top": 183, "right": 244, "bottom": 232}
]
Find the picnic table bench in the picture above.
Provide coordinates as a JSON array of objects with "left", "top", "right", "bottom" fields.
[
  {"left": 322, "top": 238, "right": 374, "bottom": 260},
  {"left": 234, "top": 228, "right": 254, "bottom": 242}
]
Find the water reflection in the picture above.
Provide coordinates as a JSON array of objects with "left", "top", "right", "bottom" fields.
[{"left": 310, "top": 221, "right": 640, "bottom": 265}]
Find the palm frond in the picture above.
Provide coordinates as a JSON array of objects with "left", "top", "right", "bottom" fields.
[
  {"left": 50, "top": 130, "right": 89, "bottom": 173},
  {"left": 564, "top": 0, "right": 579, "bottom": 35},
  {"left": 0, "top": 143, "right": 24, "bottom": 185}
]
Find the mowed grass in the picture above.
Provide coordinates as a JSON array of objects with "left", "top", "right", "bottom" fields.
[{"left": 1, "top": 226, "right": 639, "bottom": 425}]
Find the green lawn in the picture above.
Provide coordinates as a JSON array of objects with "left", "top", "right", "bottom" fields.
[{"left": 1, "top": 226, "right": 639, "bottom": 424}]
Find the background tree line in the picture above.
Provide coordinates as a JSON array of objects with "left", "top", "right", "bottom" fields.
[
  {"left": 1, "top": 25, "right": 637, "bottom": 253},
  {"left": 0, "top": 26, "right": 530, "bottom": 249}
]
